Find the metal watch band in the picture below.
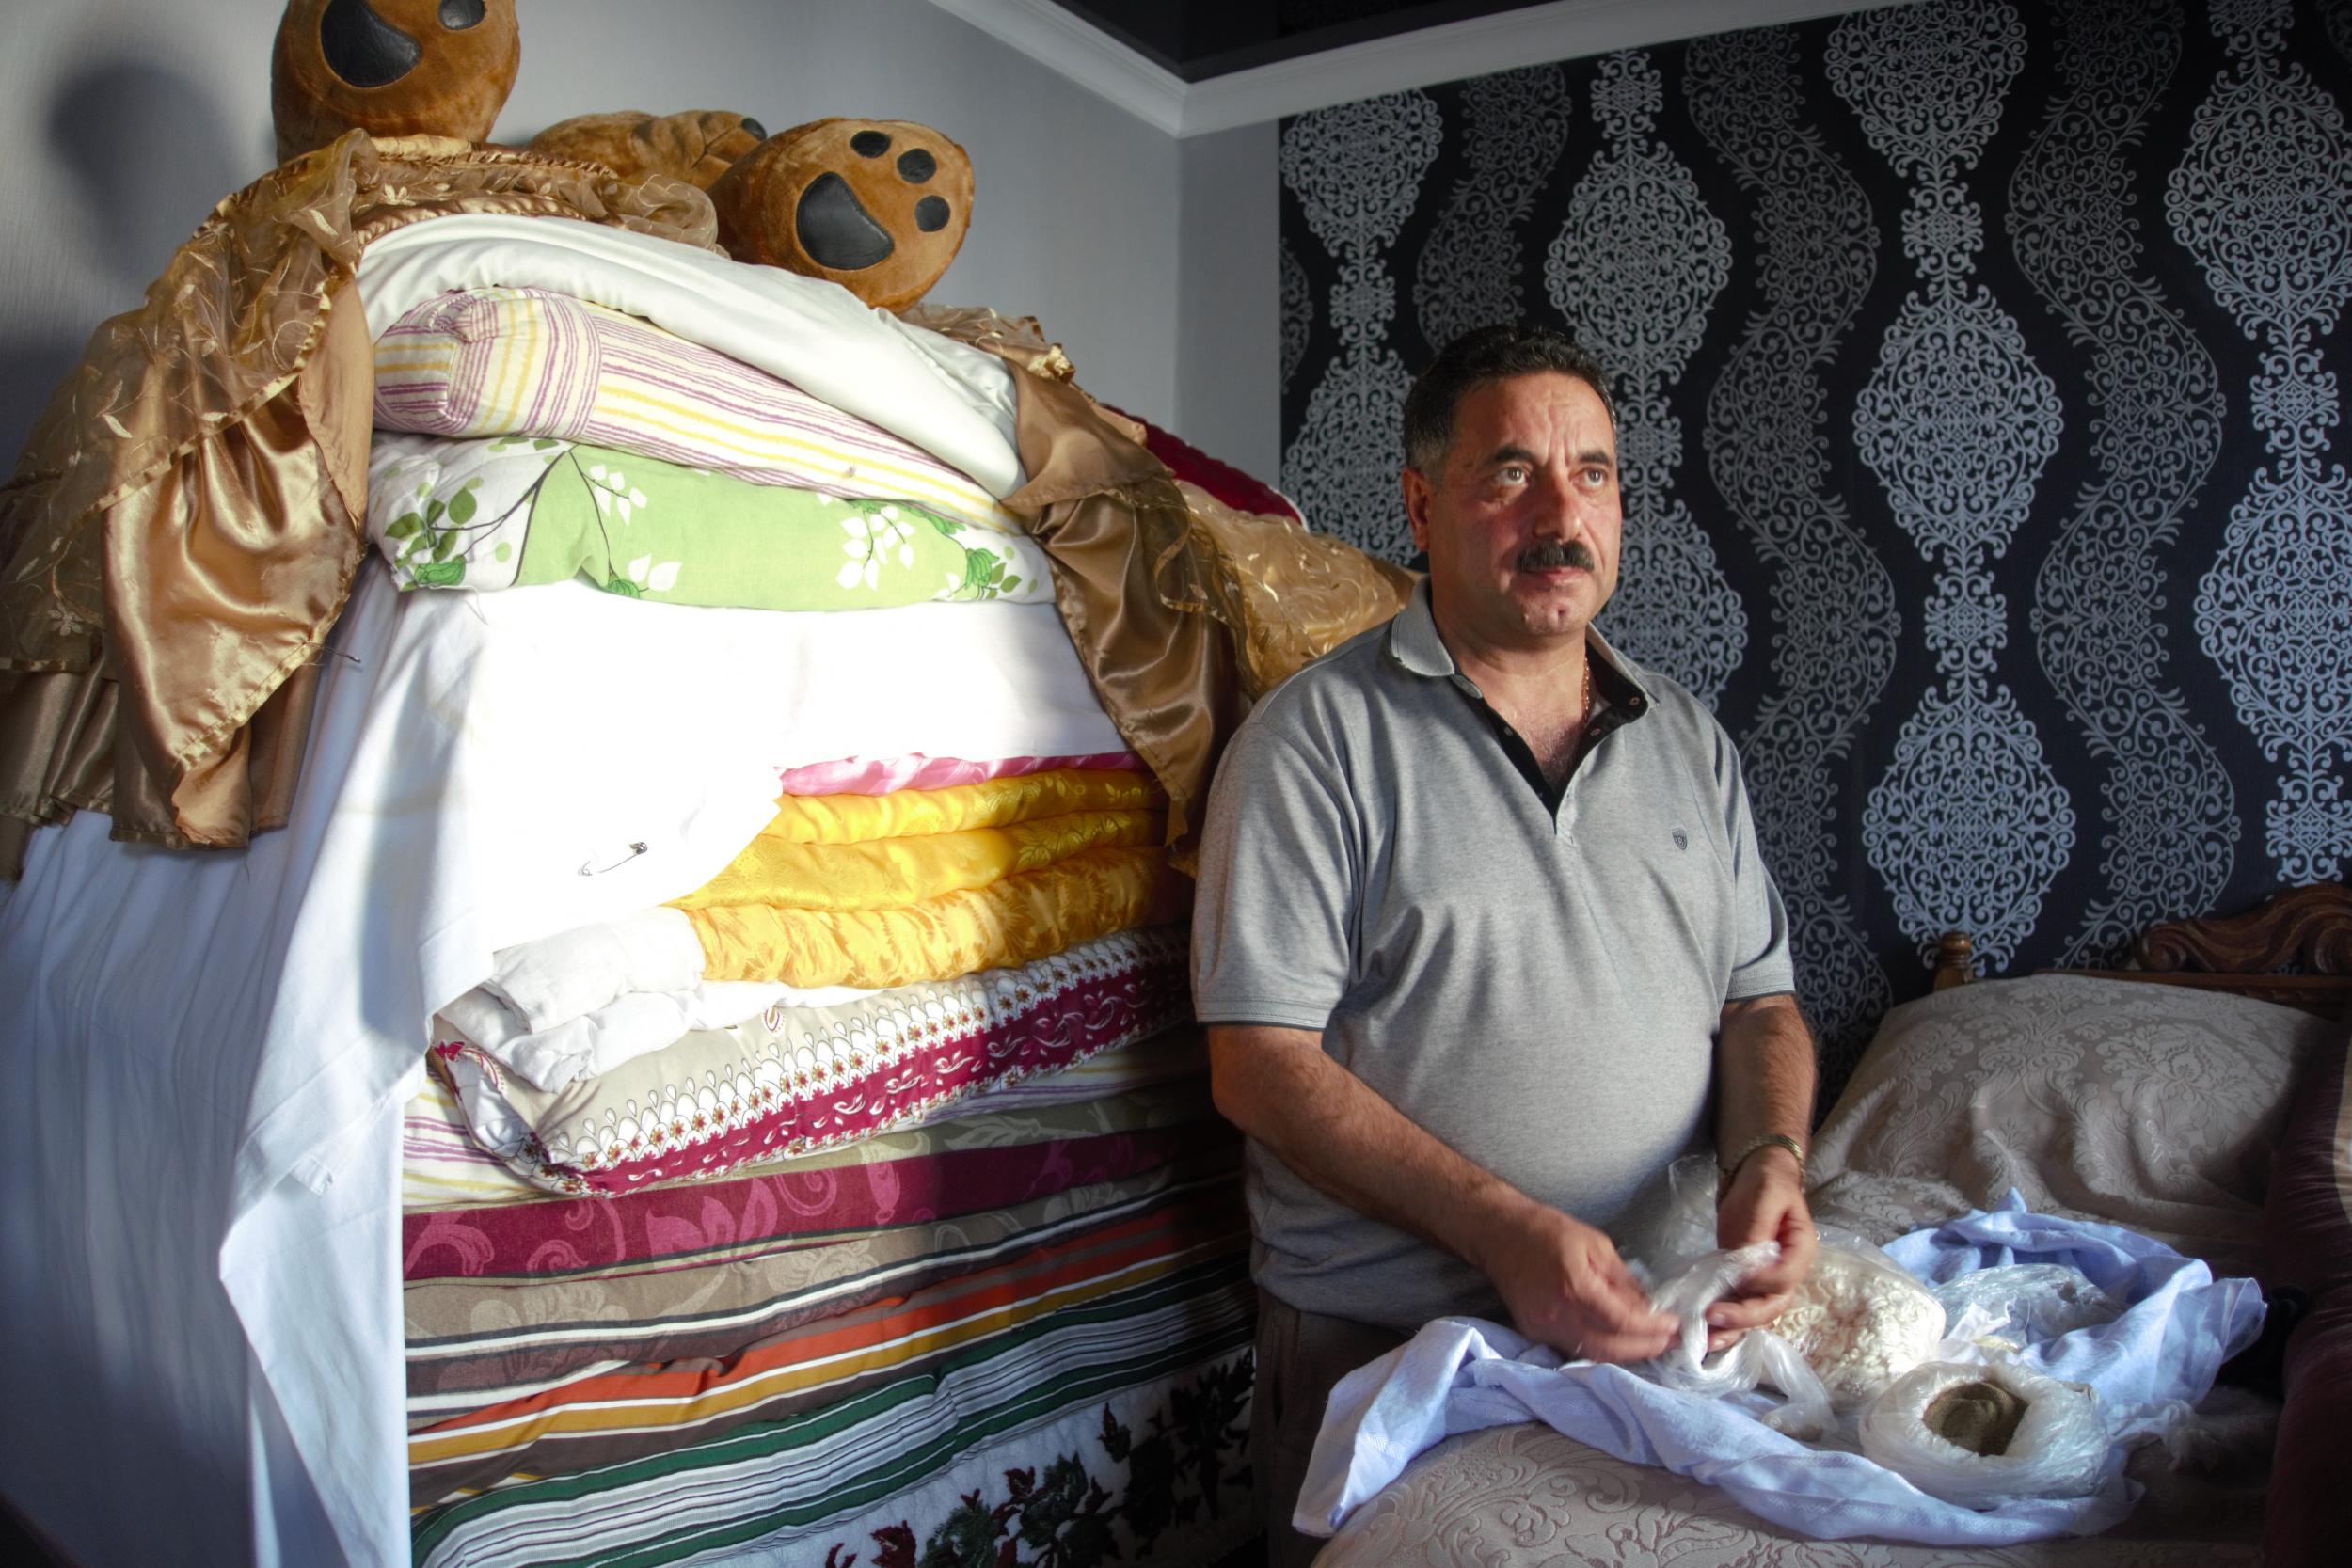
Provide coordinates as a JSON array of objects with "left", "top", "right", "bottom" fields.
[{"left": 1717, "top": 1131, "right": 1806, "bottom": 1189}]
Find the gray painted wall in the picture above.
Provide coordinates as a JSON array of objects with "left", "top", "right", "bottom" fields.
[
  {"left": 1177, "top": 121, "right": 1279, "bottom": 483},
  {"left": 0, "top": 0, "right": 1284, "bottom": 477}
]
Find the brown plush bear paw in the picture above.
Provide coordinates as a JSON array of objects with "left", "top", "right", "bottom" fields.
[{"left": 710, "top": 119, "right": 974, "bottom": 313}]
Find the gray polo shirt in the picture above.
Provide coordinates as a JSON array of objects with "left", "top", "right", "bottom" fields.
[{"left": 1191, "top": 578, "right": 1794, "bottom": 1330}]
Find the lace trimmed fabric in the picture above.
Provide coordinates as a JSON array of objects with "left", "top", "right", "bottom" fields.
[{"left": 0, "top": 131, "right": 717, "bottom": 869}]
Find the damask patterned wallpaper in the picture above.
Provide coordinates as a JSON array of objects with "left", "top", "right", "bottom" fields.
[{"left": 1278, "top": 0, "right": 2352, "bottom": 1088}]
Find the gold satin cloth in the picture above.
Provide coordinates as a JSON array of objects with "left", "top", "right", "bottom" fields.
[
  {"left": 683, "top": 844, "right": 1190, "bottom": 989},
  {"left": 758, "top": 767, "right": 1161, "bottom": 845},
  {"left": 0, "top": 132, "right": 717, "bottom": 867},
  {"left": 672, "top": 808, "right": 1163, "bottom": 912},
  {"left": 930, "top": 310, "right": 1416, "bottom": 871}
]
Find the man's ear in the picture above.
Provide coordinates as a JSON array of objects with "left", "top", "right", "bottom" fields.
[{"left": 1402, "top": 467, "right": 1434, "bottom": 555}]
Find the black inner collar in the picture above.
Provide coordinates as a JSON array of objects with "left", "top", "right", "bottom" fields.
[{"left": 1456, "top": 653, "right": 1647, "bottom": 814}]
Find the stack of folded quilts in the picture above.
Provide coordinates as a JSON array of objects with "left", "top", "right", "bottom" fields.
[
  {"left": 365, "top": 279, "right": 1261, "bottom": 1563},
  {"left": 430, "top": 757, "right": 1197, "bottom": 1192},
  {"left": 368, "top": 283, "right": 1050, "bottom": 610}
]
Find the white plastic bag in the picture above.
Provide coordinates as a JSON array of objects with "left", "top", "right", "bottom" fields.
[
  {"left": 1633, "top": 1154, "right": 1946, "bottom": 1418},
  {"left": 1858, "top": 1359, "right": 2107, "bottom": 1504},
  {"left": 1932, "top": 1264, "right": 2123, "bottom": 1353},
  {"left": 1644, "top": 1242, "right": 1836, "bottom": 1439},
  {"left": 1634, "top": 1155, "right": 1740, "bottom": 1274}
]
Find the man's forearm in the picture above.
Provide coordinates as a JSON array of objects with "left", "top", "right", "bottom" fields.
[
  {"left": 1204, "top": 1022, "right": 1542, "bottom": 1279},
  {"left": 1713, "top": 993, "right": 1816, "bottom": 1176},
  {"left": 1708, "top": 992, "right": 1820, "bottom": 1312}
]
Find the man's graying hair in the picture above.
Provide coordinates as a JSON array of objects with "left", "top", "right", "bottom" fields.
[{"left": 1402, "top": 324, "right": 1616, "bottom": 477}]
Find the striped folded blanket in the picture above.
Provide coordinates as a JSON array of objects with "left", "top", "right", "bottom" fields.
[
  {"left": 411, "top": 1260, "right": 1256, "bottom": 1568},
  {"left": 403, "top": 1088, "right": 1223, "bottom": 1396},
  {"left": 402, "top": 1122, "right": 1213, "bottom": 1286},
  {"left": 373, "top": 285, "right": 1022, "bottom": 537},
  {"left": 405, "top": 1163, "right": 1252, "bottom": 1524}
]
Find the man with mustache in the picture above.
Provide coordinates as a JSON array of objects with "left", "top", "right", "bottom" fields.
[{"left": 1191, "top": 323, "right": 1817, "bottom": 1564}]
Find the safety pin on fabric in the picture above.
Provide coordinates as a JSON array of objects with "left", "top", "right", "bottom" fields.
[{"left": 579, "top": 842, "right": 650, "bottom": 876}]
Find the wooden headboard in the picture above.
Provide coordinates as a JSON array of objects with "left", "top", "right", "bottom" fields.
[{"left": 1931, "top": 881, "right": 2352, "bottom": 1021}]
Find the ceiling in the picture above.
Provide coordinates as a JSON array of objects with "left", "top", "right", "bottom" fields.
[
  {"left": 924, "top": 0, "right": 1921, "bottom": 136},
  {"left": 1035, "top": 1, "right": 1564, "bottom": 83}
]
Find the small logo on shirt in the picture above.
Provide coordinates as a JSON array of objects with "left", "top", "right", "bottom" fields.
[{"left": 1672, "top": 828, "right": 1689, "bottom": 851}]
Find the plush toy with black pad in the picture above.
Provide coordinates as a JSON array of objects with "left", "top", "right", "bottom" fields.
[
  {"left": 272, "top": 0, "right": 520, "bottom": 163},
  {"left": 709, "top": 119, "right": 975, "bottom": 313},
  {"left": 270, "top": 6, "right": 973, "bottom": 313}
]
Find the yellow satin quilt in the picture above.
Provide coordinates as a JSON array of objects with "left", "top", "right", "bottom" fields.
[
  {"left": 759, "top": 768, "right": 1162, "bottom": 844},
  {"left": 684, "top": 845, "right": 1190, "bottom": 988},
  {"left": 674, "top": 809, "right": 1163, "bottom": 911}
]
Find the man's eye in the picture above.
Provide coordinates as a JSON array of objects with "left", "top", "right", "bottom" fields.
[{"left": 1498, "top": 465, "right": 1529, "bottom": 483}]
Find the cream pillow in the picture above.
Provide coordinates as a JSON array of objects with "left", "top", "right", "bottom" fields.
[{"left": 1806, "top": 974, "right": 2331, "bottom": 1275}]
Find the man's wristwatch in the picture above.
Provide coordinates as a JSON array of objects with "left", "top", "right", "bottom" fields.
[{"left": 1717, "top": 1132, "right": 1805, "bottom": 1198}]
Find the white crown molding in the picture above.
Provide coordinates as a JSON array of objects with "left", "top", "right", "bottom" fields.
[
  {"left": 923, "top": 0, "right": 1188, "bottom": 135},
  {"left": 928, "top": 0, "right": 1922, "bottom": 137}
]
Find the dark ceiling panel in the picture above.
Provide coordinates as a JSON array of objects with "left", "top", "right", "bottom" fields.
[{"left": 1045, "top": 0, "right": 1563, "bottom": 83}]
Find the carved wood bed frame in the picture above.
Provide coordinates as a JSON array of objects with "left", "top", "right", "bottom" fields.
[{"left": 1931, "top": 881, "right": 2352, "bottom": 1020}]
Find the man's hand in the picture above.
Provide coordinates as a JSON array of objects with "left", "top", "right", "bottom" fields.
[
  {"left": 1704, "top": 1146, "right": 1816, "bottom": 1351},
  {"left": 1207, "top": 1024, "right": 1673, "bottom": 1362},
  {"left": 1472, "top": 1201, "right": 1676, "bottom": 1363}
]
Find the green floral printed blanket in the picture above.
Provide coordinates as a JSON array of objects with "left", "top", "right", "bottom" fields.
[{"left": 365, "top": 434, "right": 1050, "bottom": 609}]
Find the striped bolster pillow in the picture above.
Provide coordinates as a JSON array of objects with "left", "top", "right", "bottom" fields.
[{"left": 372, "top": 284, "right": 1021, "bottom": 537}]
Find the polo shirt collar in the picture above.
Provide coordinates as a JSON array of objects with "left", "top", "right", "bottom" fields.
[
  {"left": 1387, "top": 576, "right": 1653, "bottom": 707},
  {"left": 1389, "top": 578, "right": 1454, "bottom": 676}
]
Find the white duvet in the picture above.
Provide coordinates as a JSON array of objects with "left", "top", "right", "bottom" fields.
[{"left": 0, "top": 217, "right": 1119, "bottom": 1568}]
